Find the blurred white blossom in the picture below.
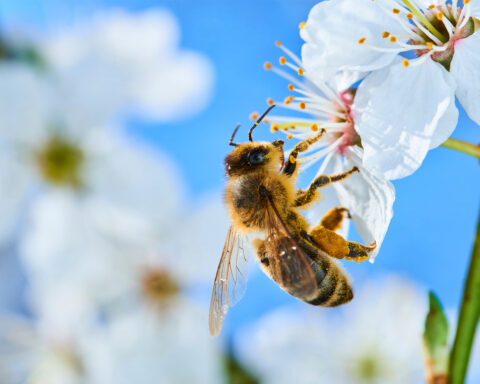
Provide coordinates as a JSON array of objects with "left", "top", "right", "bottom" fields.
[
  {"left": 19, "top": 137, "right": 227, "bottom": 333},
  {"left": 235, "top": 277, "right": 426, "bottom": 384},
  {"left": 80, "top": 303, "right": 223, "bottom": 384},
  {"left": 44, "top": 8, "right": 214, "bottom": 121}
]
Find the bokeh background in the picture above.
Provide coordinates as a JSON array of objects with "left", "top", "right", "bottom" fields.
[{"left": 0, "top": 0, "right": 479, "bottom": 383}]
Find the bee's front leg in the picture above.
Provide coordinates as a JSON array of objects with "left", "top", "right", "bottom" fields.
[{"left": 283, "top": 129, "right": 326, "bottom": 177}]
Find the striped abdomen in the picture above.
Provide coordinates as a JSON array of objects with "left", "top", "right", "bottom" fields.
[{"left": 256, "top": 240, "right": 353, "bottom": 307}]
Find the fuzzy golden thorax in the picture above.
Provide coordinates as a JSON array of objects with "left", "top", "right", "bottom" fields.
[{"left": 224, "top": 140, "right": 284, "bottom": 177}]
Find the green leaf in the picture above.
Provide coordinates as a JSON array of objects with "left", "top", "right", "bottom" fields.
[
  {"left": 424, "top": 291, "right": 449, "bottom": 355},
  {"left": 423, "top": 292, "right": 449, "bottom": 381},
  {"left": 224, "top": 353, "right": 259, "bottom": 384}
]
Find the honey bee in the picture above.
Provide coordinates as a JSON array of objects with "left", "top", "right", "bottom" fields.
[{"left": 209, "top": 105, "right": 376, "bottom": 336}]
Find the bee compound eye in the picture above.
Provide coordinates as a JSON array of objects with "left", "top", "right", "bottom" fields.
[{"left": 249, "top": 150, "right": 265, "bottom": 165}]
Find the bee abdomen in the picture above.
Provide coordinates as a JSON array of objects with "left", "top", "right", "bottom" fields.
[{"left": 306, "top": 254, "right": 353, "bottom": 307}]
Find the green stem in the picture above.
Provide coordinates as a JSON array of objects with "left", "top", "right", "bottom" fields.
[
  {"left": 441, "top": 138, "right": 480, "bottom": 159},
  {"left": 401, "top": 0, "right": 447, "bottom": 43},
  {"left": 448, "top": 209, "right": 480, "bottom": 384}
]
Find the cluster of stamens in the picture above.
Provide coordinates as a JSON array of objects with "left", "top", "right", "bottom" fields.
[
  {"left": 259, "top": 30, "right": 362, "bottom": 170},
  {"left": 358, "top": 0, "right": 474, "bottom": 69}
]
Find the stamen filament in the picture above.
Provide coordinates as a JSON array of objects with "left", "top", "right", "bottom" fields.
[
  {"left": 277, "top": 43, "right": 303, "bottom": 67},
  {"left": 401, "top": 0, "right": 447, "bottom": 42},
  {"left": 411, "top": 17, "right": 444, "bottom": 45}
]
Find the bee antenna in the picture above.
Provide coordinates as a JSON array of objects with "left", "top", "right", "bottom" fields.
[
  {"left": 229, "top": 124, "right": 241, "bottom": 147},
  {"left": 248, "top": 104, "right": 276, "bottom": 142}
]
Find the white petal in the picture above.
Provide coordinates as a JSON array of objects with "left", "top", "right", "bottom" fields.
[
  {"left": 0, "top": 151, "right": 32, "bottom": 244},
  {"left": 333, "top": 148, "right": 395, "bottom": 261},
  {"left": 126, "top": 51, "right": 214, "bottom": 121},
  {"left": 301, "top": 0, "right": 403, "bottom": 81},
  {"left": 81, "top": 304, "right": 223, "bottom": 384},
  {"left": 450, "top": 31, "right": 480, "bottom": 125},
  {"left": 84, "top": 131, "right": 184, "bottom": 232},
  {"left": 163, "top": 196, "right": 230, "bottom": 284},
  {"left": 354, "top": 59, "right": 458, "bottom": 179},
  {"left": 0, "top": 63, "right": 51, "bottom": 146},
  {"left": 469, "top": 1, "right": 480, "bottom": 19}
]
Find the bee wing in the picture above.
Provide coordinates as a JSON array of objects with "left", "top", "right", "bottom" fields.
[
  {"left": 209, "top": 226, "right": 249, "bottom": 336},
  {"left": 263, "top": 190, "right": 317, "bottom": 298}
]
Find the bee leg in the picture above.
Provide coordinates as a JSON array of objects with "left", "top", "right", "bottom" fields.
[
  {"left": 252, "top": 238, "right": 271, "bottom": 270},
  {"left": 308, "top": 226, "right": 374, "bottom": 263},
  {"left": 320, "top": 207, "right": 351, "bottom": 231},
  {"left": 283, "top": 129, "right": 326, "bottom": 177},
  {"left": 294, "top": 168, "right": 359, "bottom": 208}
]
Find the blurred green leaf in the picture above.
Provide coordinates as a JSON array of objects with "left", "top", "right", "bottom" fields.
[
  {"left": 423, "top": 291, "right": 449, "bottom": 383},
  {"left": 225, "top": 354, "right": 259, "bottom": 384}
]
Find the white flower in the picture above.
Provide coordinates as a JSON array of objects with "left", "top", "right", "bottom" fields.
[
  {"left": 0, "top": 316, "right": 83, "bottom": 384},
  {"left": 19, "top": 138, "right": 228, "bottom": 334},
  {"left": 300, "top": 0, "right": 480, "bottom": 179},
  {"left": 79, "top": 303, "right": 223, "bottom": 384},
  {"left": 43, "top": 8, "right": 214, "bottom": 121},
  {"left": 235, "top": 276, "right": 426, "bottom": 384},
  {"left": 17, "top": 145, "right": 227, "bottom": 383},
  {"left": 264, "top": 56, "right": 394, "bottom": 260}
]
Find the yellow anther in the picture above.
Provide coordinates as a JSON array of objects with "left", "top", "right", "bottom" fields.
[
  {"left": 465, "top": 0, "right": 470, "bottom": 3},
  {"left": 299, "top": 21, "right": 307, "bottom": 29},
  {"left": 389, "top": 35, "right": 397, "bottom": 43},
  {"left": 436, "top": 11, "right": 443, "bottom": 20},
  {"left": 270, "top": 122, "right": 278, "bottom": 132},
  {"left": 283, "top": 127, "right": 289, "bottom": 132},
  {"left": 267, "top": 98, "right": 274, "bottom": 106},
  {"left": 275, "top": 40, "right": 282, "bottom": 47},
  {"left": 279, "top": 56, "right": 287, "bottom": 65},
  {"left": 392, "top": 8, "right": 400, "bottom": 14},
  {"left": 264, "top": 62, "right": 272, "bottom": 70},
  {"left": 426, "top": 42, "right": 434, "bottom": 50},
  {"left": 288, "top": 84, "right": 294, "bottom": 91},
  {"left": 402, "top": 59, "right": 410, "bottom": 67},
  {"left": 311, "top": 123, "right": 319, "bottom": 132},
  {"left": 406, "top": 13, "right": 413, "bottom": 19},
  {"left": 297, "top": 68, "right": 304, "bottom": 76},
  {"left": 290, "top": 125, "right": 296, "bottom": 130},
  {"left": 382, "top": 31, "right": 390, "bottom": 38},
  {"left": 287, "top": 134, "right": 293, "bottom": 140},
  {"left": 299, "top": 102, "right": 306, "bottom": 110},
  {"left": 289, "top": 155, "right": 296, "bottom": 163},
  {"left": 250, "top": 112, "right": 259, "bottom": 120},
  {"left": 263, "top": 119, "right": 270, "bottom": 124},
  {"left": 284, "top": 96, "right": 294, "bottom": 105},
  {"left": 358, "top": 37, "right": 367, "bottom": 44},
  {"left": 428, "top": 4, "right": 436, "bottom": 9}
]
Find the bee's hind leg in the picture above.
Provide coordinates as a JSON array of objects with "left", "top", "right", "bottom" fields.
[
  {"left": 320, "top": 206, "right": 351, "bottom": 232},
  {"left": 307, "top": 208, "right": 375, "bottom": 263}
]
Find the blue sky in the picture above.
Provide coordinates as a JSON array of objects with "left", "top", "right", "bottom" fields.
[{"left": 2, "top": 0, "right": 479, "bottom": 334}]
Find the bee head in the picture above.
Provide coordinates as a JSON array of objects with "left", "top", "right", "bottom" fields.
[
  {"left": 225, "top": 140, "right": 284, "bottom": 177},
  {"left": 225, "top": 105, "right": 283, "bottom": 176}
]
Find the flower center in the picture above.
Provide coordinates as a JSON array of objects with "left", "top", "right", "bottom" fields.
[
  {"left": 354, "top": 355, "right": 381, "bottom": 381},
  {"left": 35, "top": 135, "right": 84, "bottom": 188},
  {"left": 332, "top": 89, "right": 361, "bottom": 156},
  {"left": 262, "top": 40, "right": 363, "bottom": 168},
  {"left": 141, "top": 269, "right": 179, "bottom": 304},
  {"left": 359, "top": 0, "right": 475, "bottom": 70}
]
